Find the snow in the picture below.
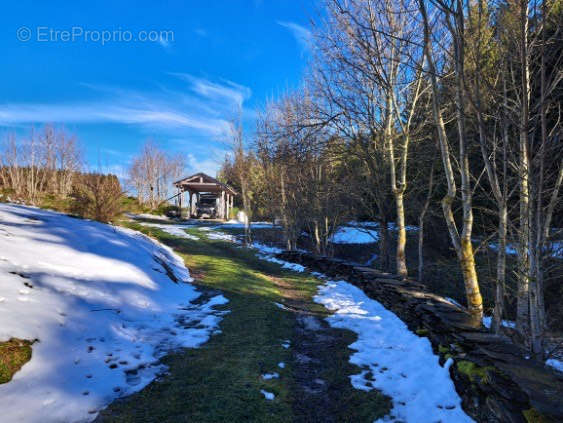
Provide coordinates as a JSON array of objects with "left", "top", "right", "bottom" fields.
[
  {"left": 260, "top": 389, "right": 275, "bottom": 400},
  {"left": 278, "top": 362, "right": 285, "bottom": 369},
  {"left": 206, "top": 231, "right": 237, "bottom": 242},
  {"left": 385, "top": 222, "right": 419, "bottom": 232},
  {"left": 281, "top": 340, "right": 291, "bottom": 349},
  {"left": 445, "top": 297, "right": 462, "bottom": 308},
  {"left": 261, "top": 372, "right": 279, "bottom": 380},
  {"left": 365, "top": 254, "right": 378, "bottom": 266},
  {"left": 546, "top": 358, "right": 563, "bottom": 373},
  {"left": 331, "top": 226, "right": 380, "bottom": 244},
  {"left": 220, "top": 221, "right": 275, "bottom": 229},
  {"left": 348, "top": 221, "right": 419, "bottom": 232},
  {"left": 314, "top": 280, "right": 472, "bottom": 423},
  {"left": 199, "top": 227, "right": 238, "bottom": 242},
  {"left": 488, "top": 243, "right": 518, "bottom": 256},
  {"left": 259, "top": 255, "right": 306, "bottom": 272},
  {"left": 274, "top": 302, "right": 290, "bottom": 311},
  {"left": 488, "top": 240, "right": 562, "bottom": 258},
  {"left": 482, "top": 316, "right": 516, "bottom": 329},
  {"left": 251, "top": 242, "right": 306, "bottom": 272},
  {"left": 252, "top": 242, "right": 282, "bottom": 255},
  {"left": 0, "top": 204, "right": 228, "bottom": 423},
  {"left": 332, "top": 222, "right": 420, "bottom": 244},
  {"left": 138, "top": 222, "right": 199, "bottom": 240}
]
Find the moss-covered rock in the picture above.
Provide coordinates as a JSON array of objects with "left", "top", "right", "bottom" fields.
[
  {"left": 523, "top": 407, "right": 554, "bottom": 423},
  {"left": 438, "top": 344, "right": 449, "bottom": 354},
  {"left": 456, "top": 360, "right": 495, "bottom": 384}
]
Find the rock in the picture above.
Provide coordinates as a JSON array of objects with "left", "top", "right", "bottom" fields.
[
  {"left": 487, "top": 371, "right": 528, "bottom": 404},
  {"left": 486, "top": 396, "right": 527, "bottom": 423},
  {"left": 373, "top": 278, "right": 407, "bottom": 286}
]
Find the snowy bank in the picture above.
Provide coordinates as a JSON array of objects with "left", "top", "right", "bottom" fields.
[
  {"left": 315, "top": 280, "right": 472, "bottom": 422},
  {"left": 252, "top": 242, "right": 305, "bottom": 272},
  {"left": 0, "top": 204, "right": 227, "bottom": 423}
]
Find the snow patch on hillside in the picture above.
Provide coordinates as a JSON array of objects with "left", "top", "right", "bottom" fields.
[
  {"left": 314, "top": 280, "right": 472, "bottom": 423},
  {"left": 0, "top": 204, "right": 227, "bottom": 423}
]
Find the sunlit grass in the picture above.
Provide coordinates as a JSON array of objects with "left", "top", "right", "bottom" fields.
[{"left": 0, "top": 338, "right": 32, "bottom": 384}]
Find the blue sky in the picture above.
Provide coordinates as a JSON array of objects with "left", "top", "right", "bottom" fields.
[{"left": 0, "top": 1, "right": 316, "bottom": 178}]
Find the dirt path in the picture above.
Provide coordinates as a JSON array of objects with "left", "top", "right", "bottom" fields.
[{"left": 97, "top": 220, "right": 390, "bottom": 422}]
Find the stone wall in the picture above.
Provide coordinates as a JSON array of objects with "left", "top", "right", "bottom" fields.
[{"left": 277, "top": 251, "right": 563, "bottom": 423}]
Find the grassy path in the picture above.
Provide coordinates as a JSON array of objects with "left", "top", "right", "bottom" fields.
[{"left": 98, "top": 221, "right": 390, "bottom": 422}]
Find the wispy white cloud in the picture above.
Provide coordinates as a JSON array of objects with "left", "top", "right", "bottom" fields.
[
  {"left": 0, "top": 103, "right": 230, "bottom": 136},
  {"left": 171, "top": 73, "right": 252, "bottom": 109},
  {"left": 277, "top": 21, "right": 312, "bottom": 51},
  {"left": 185, "top": 149, "right": 229, "bottom": 178},
  {"left": 0, "top": 74, "right": 253, "bottom": 139}
]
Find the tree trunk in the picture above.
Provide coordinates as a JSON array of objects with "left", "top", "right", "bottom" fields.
[
  {"left": 516, "top": 0, "right": 531, "bottom": 341},
  {"left": 280, "top": 167, "right": 291, "bottom": 250},
  {"left": 419, "top": 0, "right": 483, "bottom": 321},
  {"left": 241, "top": 183, "right": 252, "bottom": 245},
  {"left": 380, "top": 219, "right": 391, "bottom": 273},
  {"left": 395, "top": 191, "right": 408, "bottom": 277},
  {"left": 418, "top": 162, "right": 435, "bottom": 282},
  {"left": 492, "top": 203, "right": 507, "bottom": 333}
]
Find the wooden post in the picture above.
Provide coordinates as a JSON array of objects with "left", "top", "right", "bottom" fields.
[
  {"left": 220, "top": 191, "right": 225, "bottom": 220},
  {"left": 188, "top": 191, "right": 192, "bottom": 218},
  {"left": 178, "top": 187, "right": 182, "bottom": 209}
]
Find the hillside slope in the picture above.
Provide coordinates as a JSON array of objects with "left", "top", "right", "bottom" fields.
[{"left": 0, "top": 204, "right": 227, "bottom": 422}]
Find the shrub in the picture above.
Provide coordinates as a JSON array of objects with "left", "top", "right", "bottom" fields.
[{"left": 71, "top": 173, "right": 123, "bottom": 222}]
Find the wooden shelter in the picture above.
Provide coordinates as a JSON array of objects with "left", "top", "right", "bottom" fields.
[{"left": 173, "top": 172, "right": 236, "bottom": 220}]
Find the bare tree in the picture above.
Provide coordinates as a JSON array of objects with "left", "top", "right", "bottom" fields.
[
  {"left": 495, "top": 0, "right": 562, "bottom": 355},
  {"left": 128, "top": 140, "right": 184, "bottom": 209},
  {"left": 418, "top": 0, "right": 484, "bottom": 321},
  {"left": 0, "top": 126, "right": 82, "bottom": 204},
  {"left": 230, "top": 116, "right": 255, "bottom": 245}
]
